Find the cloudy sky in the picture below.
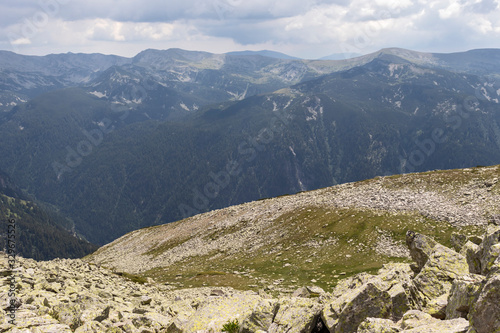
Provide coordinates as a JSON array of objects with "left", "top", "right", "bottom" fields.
[{"left": 1, "top": 0, "right": 500, "bottom": 59}]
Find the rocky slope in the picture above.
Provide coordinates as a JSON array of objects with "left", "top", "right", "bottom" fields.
[
  {"left": 87, "top": 165, "right": 499, "bottom": 291},
  {"left": 1, "top": 224, "right": 499, "bottom": 332}
]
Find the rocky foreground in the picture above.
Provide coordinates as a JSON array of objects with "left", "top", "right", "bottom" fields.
[{"left": 1, "top": 223, "right": 499, "bottom": 333}]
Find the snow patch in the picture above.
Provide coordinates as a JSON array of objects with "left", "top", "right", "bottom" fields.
[
  {"left": 481, "top": 87, "right": 491, "bottom": 101},
  {"left": 305, "top": 97, "right": 323, "bottom": 121},
  {"left": 89, "top": 91, "right": 107, "bottom": 98},
  {"left": 227, "top": 85, "right": 248, "bottom": 101},
  {"left": 388, "top": 64, "right": 401, "bottom": 77}
]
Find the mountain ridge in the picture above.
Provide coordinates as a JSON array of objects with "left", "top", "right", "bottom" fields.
[{"left": 88, "top": 165, "right": 499, "bottom": 291}]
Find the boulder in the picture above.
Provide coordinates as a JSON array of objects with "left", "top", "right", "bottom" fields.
[
  {"left": 321, "top": 263, "right": 413, "bottom": 332},
  {"left": 400, "top": 318, "right": 469, "bottom": 333},
  {"left": 306, "top": 285, "right": 325, "bottom": 295},
  {"left": 164, "top": 299, "right": 195, "bottom": 332},
  {"left": 28, "top": 323, "right": 74, "bottom": 332},
  {"left": 268, "top": 297, "right": 322, "bottom": 333},
  {"left": 450, "top": 233, "right": 482, "bottom": 252},
  {"left": 469, "top": 273, "right": 500, "bottom": 333},
  {"left": 459, "top": 241, "right": 481, "bottom": 274},
  {"left": 409, "top": 244, "right": 468, "bottom": 318},
  {"left": 53, "top": 303, "right": 84, "bottom": 330},
  {"left": 451, "top": 233, "right": 468, "bottom": 252},
  {"left": 241, "top": 298, "right": 279, "bottom": 333},
  {"left": 8, "top": 311, "right": 73, "bottom": 332},
  {"left": 322, "top": 282, "right": 392, "bottom": 333},
  {"left": 131, "top": 311, "right": 172, "bottom": 331},
  {"left": 74, "top": 321, "right": 107, "bottom": 333},
  {"left": 477, "top": 225, "right": 500, "bottom": 275},
  {"left": 387, "top": 283, "right": 410, "bottom": 321},
  {"left": 399, "top": 310, "right": 441, "bottom": 330},
  {"left": 376, "top": 263, "right": 413, "bottom": 321},
  {"left": 292, "top": 287, "right": 311, "bottom": 298},
  {"left": 406, "top": 231, "right": 438, "bottom": 272},
  {"left": 445, "top": 274, "right": 485, "bottom": 319},
  {"left": 357, "top": 317, "right": 401, "bottom": 332}
]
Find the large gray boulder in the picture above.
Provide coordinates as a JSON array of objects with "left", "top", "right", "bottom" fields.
[
  {"left": 321, "top": 263, "right": 413, "bottom": 332},
  {"left": 459, "top": 241, "right": 481, "bottom": 274},
  {"left": 408, "top": 241, "right": 468, "bottom": 318},
  {"left": 445, "top": 274, "right": 485, "bottom": 320},
  {"left": 357, "top": 309, "right": 470, "bottom": 333},
  {"left": 268, "top": 297, "right": 322, "bottom": 333},
  {"left": 477, "top": 225, "right": 500, "bottom": 275},
  {"left": 356, "top": 317, "right": 401, "bottom": 332},
  {"left": 241, "top": 298, "right": 279, "bottom": 333},
  {"left": 322, "top": 281, "right": 392, "bottom": 332},
  {"left": 399, "top": 310, "right": 469, "bottom": 333},
  {"left": 406, "top": 231, "right": 438, "bottom": 272},
  {"left": 469, "top": 273, "right": 500, "bottom": 333}
]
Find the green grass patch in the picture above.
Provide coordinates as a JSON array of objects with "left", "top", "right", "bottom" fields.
[{"left": 139, "top": 204, "right": 487, "bottom": 292}]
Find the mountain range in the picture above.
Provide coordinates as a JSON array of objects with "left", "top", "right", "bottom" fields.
[{"left": 0, "top": 47, "right": 499, "bottom": 247}]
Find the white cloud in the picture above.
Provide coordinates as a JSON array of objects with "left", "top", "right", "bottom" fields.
[
  {"left": 86, "top": 19, "right": 175, "bottom": 42},
  {"left": 10, "top": 37, "right": 31, "bottom": 45},
  {"left": 438, "top": 2, "right": 462, "bottom": 19}
]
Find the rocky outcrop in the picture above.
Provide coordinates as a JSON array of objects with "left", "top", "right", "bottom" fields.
[
  {"left": 321, "top": 263, "right": 413, "bottom": 332},
  {"left": 409, "top": 243, "right": 469, "bottom": 318},
  {"left": 1, "top": 225, "right": 499, "bottom": 333}
]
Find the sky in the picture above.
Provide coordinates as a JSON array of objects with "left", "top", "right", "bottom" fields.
[{"left": 1, "top": 0, "right": 500, "bottom": 59}]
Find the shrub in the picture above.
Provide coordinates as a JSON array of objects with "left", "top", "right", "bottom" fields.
[{"left": 221, "top": 318, "right": 239, "bottom": 333}]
